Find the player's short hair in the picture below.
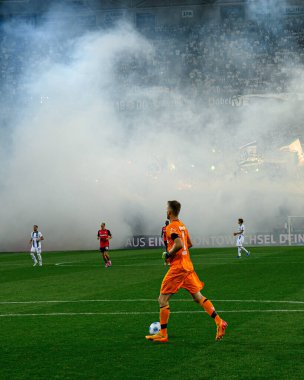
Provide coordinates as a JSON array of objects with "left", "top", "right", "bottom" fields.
[
  {"left": 165, "top": 220, "right": 169, "bottom": 225},
  {"left": 238, "top": 218, "right": 244, "bottom": 224},
  {"left": 101, "top": 222, "right": 106, "bottom": 226},
  {"left": 168, "top": 200, "right": 181, "bottom": 217},
  {"left": 33, "top": 224, "right": 38, "bottom": 228}
]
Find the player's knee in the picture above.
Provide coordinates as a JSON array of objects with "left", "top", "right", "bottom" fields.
[
  {"left": 158, "top": 295, "right": 163, "bottom": 306},
  {"left": 192, "top": 292, "right": 203, "bottom": 303},
  {"left": 158, "top": 295, "right": 168, "bottom": 307}
]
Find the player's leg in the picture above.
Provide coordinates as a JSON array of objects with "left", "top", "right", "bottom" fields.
[
  {"left": 192, "top": 291, "right": 221, "bottom": 323},
  {"left": 238, "top": 236, "right": 249, "bottom": 257},
  {"left": 30, "top": 248, "right": 38, "bottom": 266},
  {"left": 241, "top": 246, "right": 250, "bottom": 256},
  {"left": 146, "top": 293, "right": 171, "bottom": 342},
  {"left": 105, "top": 248, "right": 112, "bottom": 266},
  {"left": 236, "top": 237, "right": 242, "bottom": 258},
  {"left": 104, "top": 253, "right": 110, "bottom": 261},
  {"left": 100, "top": 249, "right": 108, "bottom": 267},
  {"left": 158, "top": 293, "right": 171, "bottom": 338},
  {"left": 192, "top": 291, "right": 228, "bottom": 341},
  {"left": 36, "top": 249, "right": 42, "bottom": 266},
  {"left": 146, "top": 270, "right": 183, "bottom": 342},
  {"left": 102, "top": 253, "right": 108, "bottom": 266},
  {"left": 184, "top": 271, "right": 227, "bottom": 341}
]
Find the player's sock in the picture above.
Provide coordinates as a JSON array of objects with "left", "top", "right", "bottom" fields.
[
  {"left": 160, "top": 305, "right": 170, "bottom": 336},
  {"left": 31, "top": 253, "right": 37, "bottom": 265},
  {"left": 199, "top": 297, "right": 221, "bottom": 324},
  {"left": 37, "top": 253, "right": 42, "bottom": 266},
  {"left": 237, "top": 247, "right": 241, "bottom": 257}
]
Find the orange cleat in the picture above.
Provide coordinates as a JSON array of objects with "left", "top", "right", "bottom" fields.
[
  {"left": 145, "top": 332, "right": 168, "bottom": 343},
  {"left": 216, "top": 319, "right": 228, "bottom": 341}
]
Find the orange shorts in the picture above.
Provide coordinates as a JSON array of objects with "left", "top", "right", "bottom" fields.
[{"left": 160, "top": 268, "right": 204, "bottom": 295}]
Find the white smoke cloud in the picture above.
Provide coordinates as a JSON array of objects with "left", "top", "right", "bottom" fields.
[{"left": 0, "top": 3, "right": 304, "bottom": 251}]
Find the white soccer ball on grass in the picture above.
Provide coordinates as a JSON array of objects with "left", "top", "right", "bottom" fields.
[{"left": 149, "top": 322, "right": 161, "bottom": 335}]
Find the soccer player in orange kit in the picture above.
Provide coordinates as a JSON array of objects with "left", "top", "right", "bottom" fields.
[{"left": 146, "top": 200, "right": 228, "bottom": 342}]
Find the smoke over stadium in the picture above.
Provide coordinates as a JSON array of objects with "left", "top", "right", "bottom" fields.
[{"left": 1, "top": 0, "right": 304, "bottom": 251}]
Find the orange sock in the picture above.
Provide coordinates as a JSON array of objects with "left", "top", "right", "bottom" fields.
[
  {"left": 160, "top": 305, "right": 170, "bottom": 336},
  {"left": 199, "top": 297, "right": 221, "bottom": 324}
]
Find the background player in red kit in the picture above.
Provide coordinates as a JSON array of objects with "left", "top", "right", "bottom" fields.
[
  {"left": 97, "top": 222, "right": 112, "bottom": 267},
  {"left": 161, "top": 220, "right": 169, "bottom": 250}
]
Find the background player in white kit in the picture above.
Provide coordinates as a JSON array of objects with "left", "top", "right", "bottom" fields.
[
  {"left": 233, "top": 218, "right": 250, "bottom": 259},
  {"left": 29, "top": 225, "right": 44, "bottom": 266}
]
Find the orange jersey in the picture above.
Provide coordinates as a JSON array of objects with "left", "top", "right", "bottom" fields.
[{"left": 166, "top": 219, "right": 194, "bottom": 272}]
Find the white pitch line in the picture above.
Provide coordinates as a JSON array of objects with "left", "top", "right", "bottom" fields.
[
  {"left": 0, "top": 299, "right": 159, "bottom": 304},
  {"left": 55, "top": 263, "right": 163, "bottom": 267},
  {"left": 54, "top": 262, "right": 237, "bottom": 267},
  {"left": 54, "top": 260, "right": 304, "bottom": 267},
  {"left": 0, "top": 310, "right": 304, "bottom": 317},
  {"left": 0, "top": 299, "right": 303, "bottom": 305},
  {"left": 213, "top": 300, "right": 304, "bottom": 304}
]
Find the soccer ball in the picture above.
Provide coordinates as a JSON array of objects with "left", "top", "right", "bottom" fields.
[{"left": 149, "top": 322, "right": 161, "bottom": 335}]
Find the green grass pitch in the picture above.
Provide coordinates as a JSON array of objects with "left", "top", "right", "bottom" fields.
[{"left": 0, "top": 246, "right": 303, "bottom": 380}]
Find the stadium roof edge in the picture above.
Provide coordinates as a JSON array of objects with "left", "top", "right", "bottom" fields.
[{"left": 1, "top": 0, "right": 304, "bottom": 15}]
